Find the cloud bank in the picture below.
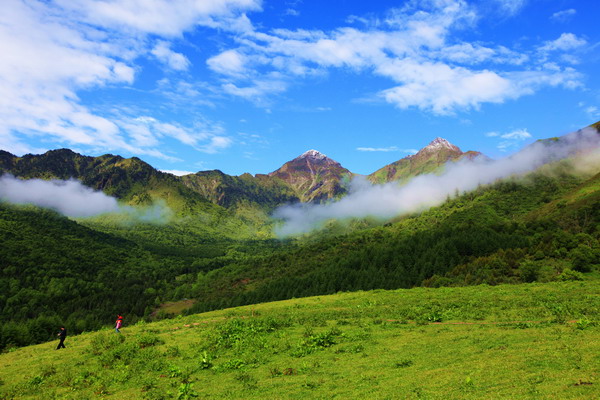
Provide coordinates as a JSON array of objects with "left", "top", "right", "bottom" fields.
[
  {"left": 0, "top": 175, "right": 119, "bottom": 217},
  {"left": 0, "top": 175, "right": 172, "bottom": 222},
  {"left": 274, "top": 128, "right": 600, "bottom": 236}
]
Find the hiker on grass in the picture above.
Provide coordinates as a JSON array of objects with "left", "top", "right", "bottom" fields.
[
  {"left": 115, "top": 315, "right": 123, "bottom": 333},
  {"left": 56, "top": 327, "right": 67, "bottom": 349}
]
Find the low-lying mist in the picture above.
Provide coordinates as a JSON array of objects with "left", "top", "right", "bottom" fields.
[
  {"left": 273, "top": 128, "right": 600, "bottom": 237},
  {"left": 0, "top": 174, "right": 171, "bottom": 223}
]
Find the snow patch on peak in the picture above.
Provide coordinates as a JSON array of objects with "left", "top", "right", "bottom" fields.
[
  {"left": 421, "top": 137, "right": 461, "bottom": 153},
  {"left": 298, "top": 149, "right": 327, "bottom": 160}
]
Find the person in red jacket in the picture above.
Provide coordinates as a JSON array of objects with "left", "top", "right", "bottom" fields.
[{"left": 115, "top": 315, "right": 123, "bottom": 333}]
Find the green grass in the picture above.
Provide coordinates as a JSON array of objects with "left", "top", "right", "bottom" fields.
[{"left": 1, "top": 281, "right": 598, "bottom": 399}]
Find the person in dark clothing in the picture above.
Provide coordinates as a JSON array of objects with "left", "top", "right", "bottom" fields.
[{"left": 56, "top": 327, "right": 67, "bottom": 349}]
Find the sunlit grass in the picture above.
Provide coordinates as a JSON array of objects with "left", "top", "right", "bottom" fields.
[{"left": 1, "top": 281, "right": 598, "bottom": 399}]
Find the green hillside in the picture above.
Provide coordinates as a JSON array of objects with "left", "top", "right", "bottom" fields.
[
  {"left": 181, "top": 163, "right": 600, "bottom": 314},
  {"left": 181, "top": 170, "right": 298, "bottom": 210},
  {"left": 368, "top": 138, "right": 482, "bottom": 184},
  {"left": 0, "top": 282, "right": 598, "bottom": 399},
  {"left": 0, "top": 149, "right": 222, "bottom": 216}
]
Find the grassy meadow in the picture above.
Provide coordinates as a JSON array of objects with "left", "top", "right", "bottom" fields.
[{"left": 0, "top": 281, "right": 598, "bottom": 399}]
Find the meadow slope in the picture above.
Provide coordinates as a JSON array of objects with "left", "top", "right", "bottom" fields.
[{"left": 0, "top": 281, "right": 598, "bottom": 399}]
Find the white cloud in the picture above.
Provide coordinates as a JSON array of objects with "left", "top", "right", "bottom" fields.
[
  {"left": 584, "top": 106, "right": 600, "bottom": 118},
  {"left": 222, "top": 79, "right": 288, "bottom": 101},
  {"left": 56, "top": 0, "right": 262, "bottom": 37},
  {"left": 493, "top": 0, "right": 528, "bottom": 16},
  {"left": 121, "top": 116, "right": 231, "bottom": 155},
  {"left": 539, "top": 33, "right": 587, "bottom": 52},
  {"left": 357, "top": 146, "right": 417, "bottom": 154},
  {"left": 379, "top": 62, "right": 514, "bottom": 114},
  {"left": 206, "top": 0, "right": 584, "bottom": 115},
  {"left": 160, "top": 169, "right": 195, "bottom": 176},
  {"left": 0, "top": 174, "right": 120, "bottom": 217},
  {"left": 500, "top": 129, "right": 531, "bottom": 140},
  {"left": 207, "top": 50, "right": 247, "bottom": 76},
  {"left": 488, "top": 128, "right": 532, "bottom": 151},
  {"left": 201, "top": 136, "right": 233, "bottom": 154},
  {"left": 151, "top": 41, "right": 191, "bottom": 71},
  {"left": 551, "top": 9, "right": 576, "bottom": 23},
  {"left": 0, "top": 0, "right": 259, "bottom": 161}
]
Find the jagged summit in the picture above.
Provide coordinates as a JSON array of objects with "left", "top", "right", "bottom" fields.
[
  {"left": 296, "top": 149, "right": 328, "bottom": 161},
  {"left": 268, "top": 149, "right": 351, "bottom": 202},
  {"left": 418, "top": 137, "right": 461, "bottom": 154},
  {"left": 368, "top": 137, "right": 480, "bottom": 184}
]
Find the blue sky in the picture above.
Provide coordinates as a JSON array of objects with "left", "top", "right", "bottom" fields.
[{"left": 1, "top": 0, "right": 599, "bottom": 176}]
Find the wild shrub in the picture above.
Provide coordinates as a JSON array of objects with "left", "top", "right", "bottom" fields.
[
  {"left": 558, "top": 268, "right": 584, "bottom": 281},
  {"left": 88, "top": 331, "right": 126, "bottom": 355},
  {"left": 234, "top": 372, "right": 258, "bottom": 390},
  {"left": 165, "top": 345, "right": 181, "bottom": 357},
  {"left": 335, "top": 344, "right": 364, "bottom": 354},
  {"left": 519, "top": 260, "right": 540, "bottom": 283},
  {"left": 39, "top": 364, "right": 57, "bottom": 378},
  {"left": 71, "top": 370, "right": 98, "bottom": 389},
  {"left": 575, "top": 318, "right": 596, "bottom": 330},
  {"left": 210, "top": 317, "right": 288, "bottom": 349},
  {"left": 199, "top": 350, "right": 213, "bottom": 370},
  {"left": 135, "top": 331, "right": 164, "bottom": 348},
  {"left": 292, "top": 327, "right": 341, "bottom": 357},
  {"left": 393, "top": 359, "right": 414, "bottom": 368},
  {"left": 176, "top": 382, "right": 199, "bottom": 399}
]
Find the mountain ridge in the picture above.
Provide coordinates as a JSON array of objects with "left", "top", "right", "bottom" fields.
[
  {"left": 3, "top": 120, "right": 599, "bottom": 211},
  {"left": 0, "top": 137, "right": 486, "bottom": 209}
]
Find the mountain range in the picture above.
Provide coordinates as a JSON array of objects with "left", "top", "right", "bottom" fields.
[{"left": 0, "top": 137, "right": 483, "bottom": 212}]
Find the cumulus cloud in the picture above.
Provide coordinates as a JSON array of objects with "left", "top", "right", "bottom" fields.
[
  {"left": 0, "top": 0, "right": 258, "bottom": 159},
  {"left": 206, "top": 0, "right": 585, "bottom": 115},
  {"left": 56, "top": 0, "right": 262, "bottom": 37},
  {"left": 207, "top": 49, "right": 247, "bottom": 76},
  {"left": 539, "top": 33, "right": 587, "bottom": 53},
  {"left": 151, "top": 41, "right": 191, "bottom": 71},
  {"left": 273, "top": 127, "right": 600, "bottom": 236}
]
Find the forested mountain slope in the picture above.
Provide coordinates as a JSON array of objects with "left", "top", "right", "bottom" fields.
[
  {"left": 0, "top": 149, "right": 220, "bottom": 215},
  {"left": 182, "top": 163, "right": 600, "bottom": 314}
]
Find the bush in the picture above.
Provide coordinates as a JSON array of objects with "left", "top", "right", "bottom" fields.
[
  {"left": 557, "top": 268, "right": 584, "bottom": 281},
  {"left": 519, "top": 260, "right": 540, "bottom": 283},
  {"left": 569, "top": 245, "right": 595, "bottom": 273}
]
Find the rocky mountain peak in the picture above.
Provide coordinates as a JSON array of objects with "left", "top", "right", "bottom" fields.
[
  {"left": 419, "top": 137, "right": 461, "bottom": 154},
  {"left": 296, "top": 149, "right": 328, "bottom": 161}
]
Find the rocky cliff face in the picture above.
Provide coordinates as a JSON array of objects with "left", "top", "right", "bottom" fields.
[{"left": 268, "top": 150, "right": 353, "bottom": 202}]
